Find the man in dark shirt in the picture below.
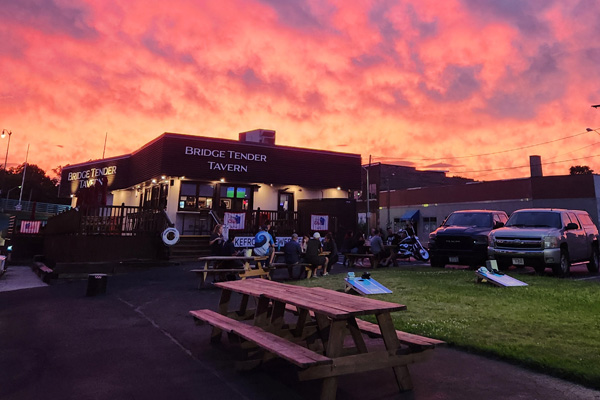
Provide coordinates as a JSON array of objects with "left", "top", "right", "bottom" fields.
[
  {"left": 305, "top": 232, "right": 328, "bottom": 278},
  {"left": 283, "top": 233, "right": 303, "bottom": 279}
]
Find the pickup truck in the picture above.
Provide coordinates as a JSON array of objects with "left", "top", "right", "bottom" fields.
[
  {"left": 488, "top": 208, "right": 600, "bottom": 277},
  {"left": 428, "top": 210, "right": 508, "bottom": 269}
]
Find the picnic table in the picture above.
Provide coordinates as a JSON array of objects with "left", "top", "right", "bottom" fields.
[
  {"left": 190, "top": 279, "right": 444, "bottom": 399},
  {"left": 191, "top": 256, "right": 269, "bottom": 287}
]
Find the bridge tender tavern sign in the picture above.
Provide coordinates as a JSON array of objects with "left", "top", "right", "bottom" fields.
[
  {"left": 67, "top": 165, "right": 117, "bottom": 188},
  {"left": 184, "top": 146, "right": 267, "bottom": 172}
]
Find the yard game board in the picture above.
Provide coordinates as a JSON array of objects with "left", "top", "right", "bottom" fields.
[
  {"left": 344, "top": 277, "right": 392, "bottom": 295},
  {"left": 475, "top": 261, "right": 528, "bottom": 287}
]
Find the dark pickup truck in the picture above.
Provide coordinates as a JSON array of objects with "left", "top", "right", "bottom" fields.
[{"left": 428, "top": 210, "right": 508, "bottom": 269}]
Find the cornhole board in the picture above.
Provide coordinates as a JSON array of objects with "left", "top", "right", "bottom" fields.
[
  {"left": 475, "top": 260, "right": 528, "bottom": 287},
  {"left": 344, "top": 277, "right": 392, "bottom": 295}
]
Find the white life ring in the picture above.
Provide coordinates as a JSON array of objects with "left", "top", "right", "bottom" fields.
[{"left": 162, "top": 227, "right": 180, "bottom": 246}]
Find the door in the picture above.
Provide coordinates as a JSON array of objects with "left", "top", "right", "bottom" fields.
[{"left": 278, "top": 191, "right": 294, "bottom": 219}]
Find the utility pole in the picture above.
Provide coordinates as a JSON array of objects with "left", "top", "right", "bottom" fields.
[
  {"left": 17, "top": 144, "right": 29, "bottom": 209},
  {"left": 366, "top": 155, "right": 371, "bottom": 231},
  {"left": 102, "top": 132, "right": 107, "bottom": 159}
]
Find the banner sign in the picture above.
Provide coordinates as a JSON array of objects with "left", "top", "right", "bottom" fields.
[
  {"left": 234, "top": 236, "right": 292, "bottom": 248},
  {"left": 224, "top": 212, "right": 246, "bottom": 230},
  {"left": 311, "top": 214, "right": 329, "bottom": 231}
]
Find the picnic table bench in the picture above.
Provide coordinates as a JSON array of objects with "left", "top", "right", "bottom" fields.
[
  {"left": 272, "top": 251, "right": 332, "bottom": 279},
  {"left": 190, "top": 279, "right": 443, "bottom": 400},
  {"left": 269, "top": 262, "right": 312, "bottom": 279},
  {"left": 191, "top": 256, "right": 269, "bottom": 288},
  {"left": 343, "top": 253, "right": 378, "bottom": 268}
]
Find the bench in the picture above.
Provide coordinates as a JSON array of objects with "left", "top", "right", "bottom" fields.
[
  {"left": 190, "top": 309, "right": 332, "bottom": 369},
  {"left": 32, "top": 262, "right": 56, "bottom": 283},
  {"left": 354, "top": 319, "right": 445, "bottom": 350},
  {"left": 343, "top": 253, "right": 379, "bottom": 268},
  {"left": 193, "top": 256, "right": 270, "bottom": 288},
  {"left": 269, "top": 262, "right": 312, "bottom": 279},
  {"left": 284, "top": 304, "right": 444, "bottom": 351},
  {"left": 190, "top": 269, "right": 246, "bottom": 287}
]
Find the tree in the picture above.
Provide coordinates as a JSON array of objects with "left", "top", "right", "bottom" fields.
[
  {"left": 569, "top": 165, "right": 594, "bottom": 175},
  {"left": 1, "top": 163, "right": 68, "bottom": 204}
]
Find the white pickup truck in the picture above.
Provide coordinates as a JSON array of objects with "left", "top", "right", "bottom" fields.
[{"left": 488, "top": 208, "right": 599, "bottom": 277}]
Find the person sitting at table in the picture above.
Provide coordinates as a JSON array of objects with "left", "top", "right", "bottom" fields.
[
  {"left": 300, "top": 235, "right": 310, "bottom": 254},
  {"left": 283, "top": 233, "right": 303, "bottom": 279},
  {"left": 216, "top": 234, "right": 242, "bottom": 281},
  {"left": 382, "top": 228, "right": 401, "bottom": 267},
  {"left": 350, "top": 231, "right": 366, "bottom": 267},
  {"left": 369, "top": 228, "right": 387, "bottom": 267},
  {"left": 385, "top": 227, "right": 395, "bottom": 245},
  {"left": 323, "top": 232, "right": 339, "bottom": 272},
  {"left": 305, "top": 232, "right": 328, "bottom": 277},
  {"left": 209, "top": 224, "right": 225, "bottom": 256},
  {"left": 340, "top": 230, "right": 354, "bottom": 266},
  {"left": 253, "top": 224, "right": 275, "bottom": 266}
]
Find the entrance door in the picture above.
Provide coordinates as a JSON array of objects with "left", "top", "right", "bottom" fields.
[{"left": 278, "top": 191, "right": 294, "bottom": 219}]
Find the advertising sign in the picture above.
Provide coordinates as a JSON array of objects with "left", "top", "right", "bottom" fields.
[
  {"left": 311, "top": 214, "right": 329, "bottom": 231},
  {"left": 224, "top": 212, "right": 246, "bottom": 230}
]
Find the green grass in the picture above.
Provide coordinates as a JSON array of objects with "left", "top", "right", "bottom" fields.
[{"left": 294, "top": 268, "right": 600, "bottom": 389}]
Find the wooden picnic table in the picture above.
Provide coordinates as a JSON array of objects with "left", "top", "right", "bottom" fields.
[
  {"left": 190, "top": 279, "right": 442, "bottom": 399},
  {"left": 191, "top": 256, "right": 269, "bottom": 287}
]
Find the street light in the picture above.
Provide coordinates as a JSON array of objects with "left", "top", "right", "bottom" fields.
[
  {"left": 1, "top": 129, "right": 12, "bottom": 169},
  {"left": 6, "top": 185, "right": 21, "bottom": 201}
]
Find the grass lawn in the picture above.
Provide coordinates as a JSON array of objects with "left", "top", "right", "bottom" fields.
[{"left": 294, "top": 267, "right": 600, "bottom": 389}]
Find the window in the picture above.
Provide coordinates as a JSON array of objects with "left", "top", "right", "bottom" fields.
[
  {"left": 220, "top": 185, "right": 250, "bottom": 199},
  {"left": 423, "top": 217, "right": 437, "bottom": 234},
  {"left": 179, "top": 182, "right": 215, "bottom": 211},
  {"left": 567, "top": 212, "right": 581, "bottom": 229}
]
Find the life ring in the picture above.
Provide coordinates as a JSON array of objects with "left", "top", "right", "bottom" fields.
[{"left": 162, "top": 227, "right": 180, "bottom": 246}]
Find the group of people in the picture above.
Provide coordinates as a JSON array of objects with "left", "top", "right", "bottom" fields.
[
  {"left": 208, "top": 221, "right": 409, "bottom": 278},
  {"left": 339, "top": 224, "right": 414, "bottom": 267},
  {"left": 281, "top": 231, "right": 339, "bottom": 278},
  {"left": 210, "top": 221, "right": 339, "bottom": 279}
]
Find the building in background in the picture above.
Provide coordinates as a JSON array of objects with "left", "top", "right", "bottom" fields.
[
  {"left": 358, "top": 162, "right": 474, "bottom": 232},
  {"left": 379, "top": 159, "right": 600, "bottom": 246}
]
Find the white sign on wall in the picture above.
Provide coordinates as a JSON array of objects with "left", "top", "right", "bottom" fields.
[{"left": 310, "top": 214, "right": 329, "bottom": 231}]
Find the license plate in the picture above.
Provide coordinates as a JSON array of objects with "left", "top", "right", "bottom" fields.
[
  {"left": 449, "top": 256, "right": 459, "bottom": 263},
  {"left": 512, "top": 258, "right": 525, "bottom": 265}
]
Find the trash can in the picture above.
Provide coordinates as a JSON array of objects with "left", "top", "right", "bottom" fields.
[{"left": 86, "top": 273, "right": 108, "bottom": 297}]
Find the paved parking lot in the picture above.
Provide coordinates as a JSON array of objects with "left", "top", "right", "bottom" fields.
[{"left": 1, "top": 262, "right": 599, "bottom": 400}]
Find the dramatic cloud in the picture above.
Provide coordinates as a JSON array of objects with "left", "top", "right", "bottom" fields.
[{"left": 1, "top": 0, "right": 600, "bottom": 181}]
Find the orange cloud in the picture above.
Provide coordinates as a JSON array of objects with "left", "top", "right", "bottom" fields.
[{"left": 1, "top": 0, "right": 599, "bottom": 182}]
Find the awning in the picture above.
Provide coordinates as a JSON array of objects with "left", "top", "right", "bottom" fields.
[{"left": 400, "top": 209, "right": 420, "bottom": 222}]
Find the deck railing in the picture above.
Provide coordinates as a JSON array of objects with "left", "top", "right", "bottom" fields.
[{"left": 45, "top": 205, "right": 171, "bottom": 236}]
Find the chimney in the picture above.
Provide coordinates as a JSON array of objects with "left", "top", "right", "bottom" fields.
[
  {"left": 530, "top": 155, "right": 543, "bottom": 177},
  {"left": 239, "top": 129, "right": 276, "bottom": 145}
]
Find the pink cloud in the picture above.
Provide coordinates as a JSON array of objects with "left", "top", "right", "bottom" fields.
[{"left": 1, "top": 0, "right": 600, "bottom": 182}]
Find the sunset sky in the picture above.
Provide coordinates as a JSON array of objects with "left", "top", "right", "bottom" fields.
[{"left": 1, "top": 0, "right": 600, "bottom": 181}]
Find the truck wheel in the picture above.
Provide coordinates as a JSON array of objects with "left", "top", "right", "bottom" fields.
[
  {"left": 551, "top": 249, "right": 570, "bottom": 278},
  {"left": 430, "top": 256, "right": 445, "bottom": 269},
  {"left": 587, "top": 245, "right": 600, "bottom": 274}
]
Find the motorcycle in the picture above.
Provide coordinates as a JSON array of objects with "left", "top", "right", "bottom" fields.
[{"left": 396, "top": 229, "right": 430, "bottom": 261}]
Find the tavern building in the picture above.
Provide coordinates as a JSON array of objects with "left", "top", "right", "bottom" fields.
[{"left": 60, "top": 130, "right": 361, "bottom": 239}]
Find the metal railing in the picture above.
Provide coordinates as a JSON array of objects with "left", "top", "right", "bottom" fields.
[{"left": 0, "top": 198, "right": 71, "bottom": 215}]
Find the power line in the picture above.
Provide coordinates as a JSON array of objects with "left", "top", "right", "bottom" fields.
[
  {"left": 448, "top": 153, "right": 600, "bottom": 176},
  {"left": 371, "top": 128, "right": 595, "bottom": 163}
]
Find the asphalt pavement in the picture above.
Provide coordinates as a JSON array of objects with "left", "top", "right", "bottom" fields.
[{"left": 1, "top": 262, "right": 599, "bottom": 400}]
